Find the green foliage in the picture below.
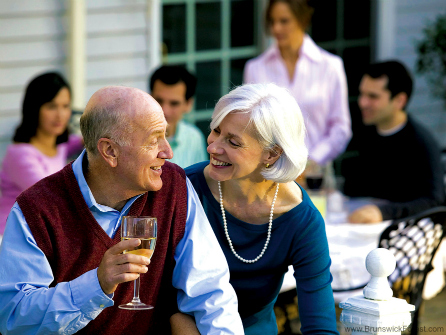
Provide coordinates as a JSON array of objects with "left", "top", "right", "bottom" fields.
[{"left": 415, "top": 13, "right": 446, "bottom": 103}]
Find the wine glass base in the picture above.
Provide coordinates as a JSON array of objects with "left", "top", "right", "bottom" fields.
[{"left": 118, "top": 302, "right": 154, "bottom": 310}]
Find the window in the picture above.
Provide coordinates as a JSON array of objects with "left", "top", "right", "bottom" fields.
[
  {"left": 161, "top": 0, "right": 375, "bottom": 138},
  {"left": 161, "top": 0, "right": 263, "bottom": 138},
  {"left": 310, "top": 0, "right": 375, "bottom": 135}
]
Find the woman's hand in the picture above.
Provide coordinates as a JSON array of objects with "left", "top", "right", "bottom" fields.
[{"left": 170, "top": 313, "right": 201, "bottom": 335}]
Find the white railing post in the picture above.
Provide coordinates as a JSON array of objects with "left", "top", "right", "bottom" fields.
[{"left": 339, "top": 248, "right": 415, "bottom": 334}]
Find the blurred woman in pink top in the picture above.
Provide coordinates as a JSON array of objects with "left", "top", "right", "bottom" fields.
[
  {"left": 0, "top": 72, "right": 84, "bottom": 234},
  {"left": 244, "top": 0, "right": 351, "bottom": 167}
]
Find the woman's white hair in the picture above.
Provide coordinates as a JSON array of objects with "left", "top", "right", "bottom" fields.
[{"left": 211, "top": 83, "right": 308, "bottom": 183}]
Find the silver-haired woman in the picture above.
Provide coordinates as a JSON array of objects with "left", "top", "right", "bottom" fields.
[{"left": 184, "top": 83, "right": 338, "bottom": 334}]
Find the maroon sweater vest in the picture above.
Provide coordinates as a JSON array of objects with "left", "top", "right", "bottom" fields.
[{"left": 17, "top": 161, "right": 187, "bottom": 335}]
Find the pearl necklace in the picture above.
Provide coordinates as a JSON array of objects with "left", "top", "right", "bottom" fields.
[{"left": 218, "top": 181, "right": 279, "bottom": 263}]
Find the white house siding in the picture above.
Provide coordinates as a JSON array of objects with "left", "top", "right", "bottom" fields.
[
  {"left": 85, "top": 0, "right": 151, "bottom": 103},
  {"left": 393, "top": 0, "right": 446, "bottom": 148},
  {"left": 0, "top": 0, "right": 67, "bottom": 162},
  {"left": 0, "top": 0, "right": 156, "bottom": 163}
]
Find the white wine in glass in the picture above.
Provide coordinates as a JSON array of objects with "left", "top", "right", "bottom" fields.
[{"left": 118, "top": 216, "right": 157, "bottom": 310}]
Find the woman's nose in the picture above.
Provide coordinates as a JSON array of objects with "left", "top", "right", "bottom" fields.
[{"left": 207, "top": 140, "right": 223, "bottom": 155}]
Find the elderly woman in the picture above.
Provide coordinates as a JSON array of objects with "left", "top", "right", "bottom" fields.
[
  {"left": 244, "top": 0, "right": 351, "bottom": 168},
  {"left": 184, "top": 83, "right": 338, "bottom": 334}
]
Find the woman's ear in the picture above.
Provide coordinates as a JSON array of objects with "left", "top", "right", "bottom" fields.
[
  {"left": 264, "top": 145, "right": 283, "bottom": 166},
  {"left": 97, "top": 138, "right": 119, "bottom": 167}
]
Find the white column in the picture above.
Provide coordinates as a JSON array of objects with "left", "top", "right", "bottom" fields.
[
  {"left": 339, "top": 248, "right": 415, "bottom": 335},
  {"left": 69, "top": 0, "right": 86, "bottom": 111},
  {"left": 147, "top": 0, "right": 162, "bottom": 77},
  {"left": 375, "top": 0, "right": 396, "bottom": 61}
]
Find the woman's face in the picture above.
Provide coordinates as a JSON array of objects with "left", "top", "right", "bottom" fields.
[
  {"left": 38, "top": 87, "right": 71, "bottom": 137},
  {"left": 269, "top": 2, "right": 303, "bottom": 49},
  {"left": 207, "top": 112, "right": 269, "bottom": 182}
]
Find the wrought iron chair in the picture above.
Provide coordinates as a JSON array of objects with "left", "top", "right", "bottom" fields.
[{"left": 378, "top": 206, "right": 446, "bottom": 335}]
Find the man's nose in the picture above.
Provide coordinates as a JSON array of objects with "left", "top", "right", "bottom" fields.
[
  {"left": 358, "top": 96, "right": 367, "bottom": 109},
  {"left": 159, "top": 139, "right": 173, "bottom": 159}
]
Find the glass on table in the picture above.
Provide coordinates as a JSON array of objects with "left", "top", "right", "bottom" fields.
[
  {"left": 305, "top": 161, "right": 327, "bottom": 218},
  {"left": 119, "top": 216, "right": 157, "bottom": 310},
  {"left": 327, "top": 176, "right": 348, "bottom": 223}
]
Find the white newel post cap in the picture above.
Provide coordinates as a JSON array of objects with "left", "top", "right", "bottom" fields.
[
  {"left": 363, "top": 248, "right": 396, "bottom": 300},
  {"left": 339, "top": 248, "right": 415, "bottom": 335}
]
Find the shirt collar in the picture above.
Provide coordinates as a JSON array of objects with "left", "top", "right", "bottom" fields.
[
  {"left": 266, "top": 34, "right": 322, "bottom": 63},
  {"left": 72, "top": 149, "right": 141, "bottom": 213}
]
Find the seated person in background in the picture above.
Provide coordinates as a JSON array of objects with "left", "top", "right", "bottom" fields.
[
  {"left": 342, "top": 60, "right": 445, "bottom": 223},
  {"left": 149, "top": 65, "right": 208, "bottom": 168},
  {"left": 185, "top": 83, "right": 339, "bottom": 334},
  {"left": 0, "top": 86, "right": 243, "bottom": 334},
  {"left": 0, "top": 71, "right": 83, "bottom": 234}
]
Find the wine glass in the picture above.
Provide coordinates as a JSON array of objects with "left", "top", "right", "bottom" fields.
[{"left": 118, "top": 216, "right": 157, "bottom": 310}]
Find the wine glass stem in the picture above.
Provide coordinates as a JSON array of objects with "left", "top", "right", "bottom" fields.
[{"left": 132, "top": 277, "right": 142, "bottom": 303}]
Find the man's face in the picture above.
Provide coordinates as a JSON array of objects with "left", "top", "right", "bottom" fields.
[
  {"left": 117, "top": 97, "right": 173, "bottom": 193},
  {"left": 151, "top": 80, "right": 192, "bottom": 137},
  {"left": 358, "top": 75, "right": 397, "bottom": 127}
]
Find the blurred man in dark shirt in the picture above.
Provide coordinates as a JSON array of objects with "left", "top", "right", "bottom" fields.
[{"left": 342, "top": 60, "right": 444, "bottom": 223}]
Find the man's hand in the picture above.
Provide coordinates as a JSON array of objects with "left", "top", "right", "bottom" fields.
[
  {"left": 348, "top": 205, "right": 383, "bottom": 224},
  {"left": 97, "top": 238, "right": 150, "bottom": 295}
]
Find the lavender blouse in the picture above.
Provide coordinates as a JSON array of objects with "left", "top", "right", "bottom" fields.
[
  {"left": 0, "top": 134, "right": 83, "bottom": 234},
  {"left": 244, "top": 35, "right": 352, "bottom": 165}
]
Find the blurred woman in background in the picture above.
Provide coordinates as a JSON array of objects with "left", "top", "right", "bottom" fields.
[
  {"left": 0, "top": 72, "right": 83, "bottom": 234},
  {"left": 244, "top": 0, "right": 351, "bottom": 170}
]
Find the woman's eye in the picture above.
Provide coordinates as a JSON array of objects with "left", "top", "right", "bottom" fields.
[
  {"left": 229, "top": 140, "right": 240, "bottom": 147},
  {"left": 213, "top": 128, "right": 221, "bottom": 134}
]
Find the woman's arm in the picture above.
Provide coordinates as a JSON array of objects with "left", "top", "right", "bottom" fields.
[{"left": 170, "top": 313, "right": 200, "bottom": 335}]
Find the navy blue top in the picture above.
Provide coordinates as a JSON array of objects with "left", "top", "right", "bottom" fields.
[{"left": 186, "top": 161, "right": 339, "bottom": 334}]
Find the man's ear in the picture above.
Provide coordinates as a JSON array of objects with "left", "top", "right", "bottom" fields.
[
  {"left": 184, "top": 97, "right": 194, "bottom": 114},
  {"left": 97, "top": 138, "right": 119, "bottom": 167},
  {"left": 393, "top": 92, "right": 408, "bottom": 110},
  {"left": 264, "top": 145, "right": 283, "bottom": 166}
]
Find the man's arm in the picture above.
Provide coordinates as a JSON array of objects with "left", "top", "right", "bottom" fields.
[
  {"left": 0, "top": 204, "right": 111, "bottom": 334},
  {"left": 379, "top": 137, "right": 445, "bottom": 220},
  {"left": 0, "top": 204, "right": 148, "bottom": 335},
  {"left": 348, "top": 134, "right": 445, "bottom": 223},
  {"left": 172, "top": 178, "right": 244, "bottom": 335}
]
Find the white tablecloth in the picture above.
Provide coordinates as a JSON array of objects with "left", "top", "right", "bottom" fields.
[{"left": 280, "top": 195, "right": 446, "bottom": 303}]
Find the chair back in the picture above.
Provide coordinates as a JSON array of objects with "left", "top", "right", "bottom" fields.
[{"left": 378, "top": 206, "right": 446, "bottom": 310}]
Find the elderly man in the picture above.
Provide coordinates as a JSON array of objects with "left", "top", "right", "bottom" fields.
[
  {"left": 0, "top": 86, "right": 243, "bottom": 334},
  {"left": 342, "top": 61, "right": 444, "bottom": 223}
]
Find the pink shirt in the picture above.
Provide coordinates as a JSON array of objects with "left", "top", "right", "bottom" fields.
[
  {"left": 0, "top": 134, "right": 83, "bottom": 234},
  {"left": 244, "top": 35, "right": 351, "bottom": 165}
]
